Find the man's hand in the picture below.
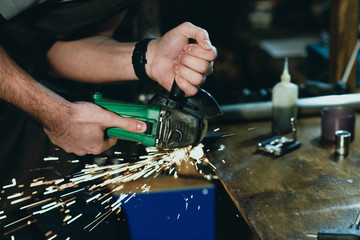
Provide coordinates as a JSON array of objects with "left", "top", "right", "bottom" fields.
[
  {"left": 44, "top": 102, "right": 147, "bottom": 156},
  {"left": 46, "top": 22, "right": 217, "bottom": 97},
  {"left": 146, "top": 22, "right": 217, "bottom": 96},
  {"left": 1, "top": 21, "right": 217, "bottom": 157}
]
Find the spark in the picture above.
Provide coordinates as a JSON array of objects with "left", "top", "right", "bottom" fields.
[
  {"left": 47, "top": 234, "right": 57, "bottom": 240},
  {"left": 3, "top": 219, "right": 38, "bottom": 236},
  {"left": 141, "top": 184, "right": 151, "bottom": 193},
  {"left": 32, "top": 202, "right": 63, "bottom": 215},
  {"left": 10, "top": 196, "right": 32, "bottom": 205},
  {"left": 43, "top": 157, "right": 59, "bottom": 161},
  {"left": 66, "top": 200, "right": 76, "bottom": 207},
  {"left": 0, "top": 143, "right": 215, "bottom": 238},
  {"left": 29, "top": 167, "right": 54, "bottom": 171},
  {"left": 86, "top": 193, "right": 101, "bottom": 203},
  {"left": 20, "top": 198, "right": 53, "bottom": 210},
  {"left": 218, "top": 144, "right": 225, "bottom": 151},
  {"left": 42, "top": 201, "right": 57, "bottom": 209},
  {"left": 55, "top": 179, "right": 64, "bottom": 185},
  {"left": 3, "top": 178, "right": 16, "bottom": 189},
  {"left": 66, "top": 213, "right": 82, "bottom": 225},
  {"left": 85, "top": 209, "right": 113, "bottom": 232},
  {"left": 101, "top": 196, "right": 113, "bottom": 205},
  {"left": 43, "top": 187, "right": 58, "bottom": 195},
  {"left": 221, "top": 133, "right": 235, "bottom": 138},
  {"left": 60, "top": 188, "right": 85, "bottom": 198},
  {"left": 124, "top": 193, "right": 136, "bottom": 204},
  {"left": 4, "top": 215, "right": 32, "bottom": 229},
  {"left": 7, "top": 193, "right": 23, "bottom": 200},
  {"left": 85, "top": 164, "right": 98, "bottom": 169}
]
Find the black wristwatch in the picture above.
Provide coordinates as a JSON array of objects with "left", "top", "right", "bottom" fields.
[{"left": 132, "top": 38, "right": 155, "bottom": 82}]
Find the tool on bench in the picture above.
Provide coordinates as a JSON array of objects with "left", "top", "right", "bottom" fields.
[
  {"left": 94, "top": 81, "right": 222, "bottom": 149},
  {"left": 256, "top": 117, "right": 301, "bottom": 156},
  {"left": 317, "top": 210, "right": 360, "bottom": 240},
  {"left": 304, "top": 40, "right": 360, "bottom": 96}
]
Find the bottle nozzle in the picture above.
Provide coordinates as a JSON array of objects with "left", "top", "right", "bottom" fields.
[{"left": 281, "top": 57, "right": 291, "bottom": 83}]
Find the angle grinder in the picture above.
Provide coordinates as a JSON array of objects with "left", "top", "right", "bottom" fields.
[{"left": 94, "top": 81, "right": 222, "bottom": 149}]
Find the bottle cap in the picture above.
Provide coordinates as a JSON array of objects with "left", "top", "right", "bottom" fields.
[{"left": 281, "top": 57, "right": 291, "bottom": 83}]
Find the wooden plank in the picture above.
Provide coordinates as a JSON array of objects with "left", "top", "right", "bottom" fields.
[
  {"left": 208, "top": 116, "right": 360, "bottom": 239},
  {"left": 115, "top": 174, "right": 212, "bottom": 194},
  {"left": 329, "top": 0, "right": 358, "bottom": 90}
]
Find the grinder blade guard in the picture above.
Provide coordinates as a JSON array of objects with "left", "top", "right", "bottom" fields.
[{"left": 150, "top": 82, "right": 223, "bottom": 148}]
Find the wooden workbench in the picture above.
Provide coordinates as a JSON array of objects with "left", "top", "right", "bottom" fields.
[{"left": 207, "top": 116, "right": 360, "bottom": 239}]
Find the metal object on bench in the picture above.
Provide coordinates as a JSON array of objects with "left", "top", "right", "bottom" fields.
[{"left": 256, "top": 117, "right": 301, "bottom": 156}]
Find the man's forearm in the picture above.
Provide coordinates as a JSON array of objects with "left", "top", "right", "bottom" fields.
[
  {"left": 0, "top": 46, "right": 71, "bottom": 131},
  {"left": 0, "top": 45, "right": 147, "bottom": 156},
  {"left": 46, "top": 36, "right": 138, "bottom": 83}
]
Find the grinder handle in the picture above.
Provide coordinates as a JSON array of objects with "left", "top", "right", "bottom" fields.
[
  {"left": 170, "top": 80, "right": 185, "bottom": 100},
  {"left": 94, "top": 93, "right": 160, "bottom": 147},
  {"left": 170, "top": 38, "right": 198, "bottom": 101}
]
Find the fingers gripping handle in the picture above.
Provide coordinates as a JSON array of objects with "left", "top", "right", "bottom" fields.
[
  {"left": 170, "top": 80, "right": 185, "bottom": 100},
  {"left": 170, "top": 38, "right": 197, "bottom": 102},
  {"left": 94, "top": 93, "right": 160, "bottom": 147}
]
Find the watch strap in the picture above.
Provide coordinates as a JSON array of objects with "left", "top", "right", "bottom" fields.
[{"left": 132, "top": 38, "right": 155, "bottom": 82}]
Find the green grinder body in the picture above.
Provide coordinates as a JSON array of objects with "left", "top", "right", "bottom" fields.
[{"left": 94, "top": 93, "right": 161, "bottom": 147}]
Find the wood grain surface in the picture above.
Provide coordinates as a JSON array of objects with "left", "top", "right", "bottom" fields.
[
  {"left": 329, "top": 0, "right": 358, "bottom": 90},
  {"left": 208, "top": 116, "right": 360, "bottom": 239}
]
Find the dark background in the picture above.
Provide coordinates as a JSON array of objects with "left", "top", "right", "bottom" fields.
[{"left": 158, "top": 0, "right": 331, "bottom": 104}]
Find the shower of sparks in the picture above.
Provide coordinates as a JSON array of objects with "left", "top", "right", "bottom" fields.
[
  {"left": 0, "top": 143, "right": 215, "bottom": 239},
  {"left": 3, "top": 179, "right": 16, "bottom": 189}
]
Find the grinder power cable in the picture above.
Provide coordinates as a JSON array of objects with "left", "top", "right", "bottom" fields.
[{"left": 94, "top": 81, "right": 222, "bottom": 149}]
